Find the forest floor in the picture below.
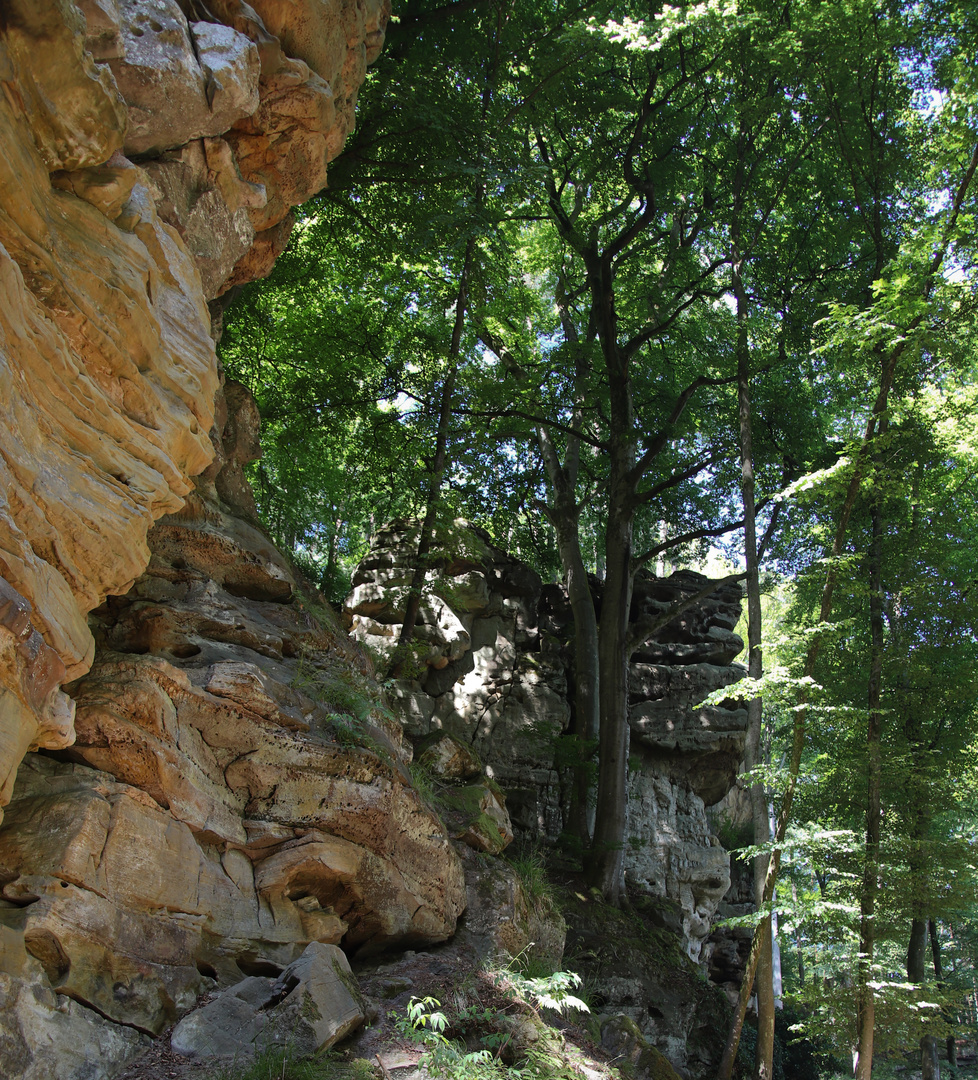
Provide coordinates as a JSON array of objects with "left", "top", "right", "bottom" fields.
[{"left": 113, "top": 934, "right": 616, "bottom": 1080}]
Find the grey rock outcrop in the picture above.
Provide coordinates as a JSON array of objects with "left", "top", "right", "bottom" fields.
[{"left": 345, "top": 524, "right": 748, "bottom": 965}]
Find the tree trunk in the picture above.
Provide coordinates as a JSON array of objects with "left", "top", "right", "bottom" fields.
[
  {"left": 854, "top": 483, "right": 885, "bottom": 1080},
  {"left": 586, "top": 267, "right": 636, "bottom": 904},
  {"left": 734, "top": 273, "right": 774, "bottom": 1080},
  {"left": 552, "top": 508, "right": 600, "bottom": 844},
  {"left": 536, "top": 285, "right": 600, "bottom": 847},
  {"left": 587, "top": 484, "right": 634, "bottom": 904},
  {"left": 931, "top": 919, "right": 955, "bottom": 1070},
  {"left": 791, "top": 880, "right": 806, "bottom": 987},
  {"left": 387, "top": 242, "right": 474, "bottom": 680}
]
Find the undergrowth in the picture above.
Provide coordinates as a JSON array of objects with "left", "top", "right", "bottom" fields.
[
  {"left": 507, "top": 848, "right": 555, "bottom": 907},
  {"left": 291, "top": 646, "right": 396, "bottom": 759},
  {"left": 392, "top": 966, "right": 592, "bottom": 1080},
  {"left": 204, "top": 1046, "right": 377, "bottom": 1080}
]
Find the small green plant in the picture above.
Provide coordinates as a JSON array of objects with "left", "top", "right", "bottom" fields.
[
  {"left": 397, "top": 995, "right": 450, "bottom": 1040},
  {"left": 290, "top": 646, "right": 398, "bottom": 759},
  {"left": 395, "top": 997, "right": 500, "bottom": 1080},
  {"left": 409, "top": 760, "right": 440, "bottom": 807},
  {"left": 496, "top": 970, "right": 590, "bottom": 1016},
  {"left": 507, "top": 849, "right": 552, "bottom": 905},
  {"left": 382, "top": 638, "right": 429, "bottom": 683},
  {"left": 706, "top": 809, "right": 754, "bottom": 852}
]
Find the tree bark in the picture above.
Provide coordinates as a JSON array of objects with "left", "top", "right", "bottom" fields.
[
  {"left": 585, "top": 259, "right": 636, "bottom": 904},
  {"left": 854, "top": 468, "right": 885, "bottom": 1080},
  {"left": 733, "top": 264, "right": 774, "bottom": 1080},
  {"left": 930, "top": 919, "right": 955, "bottom": 1070},
  {"left": 587, "top": 456, "right": 635, "bottom": 904},
  {"left": 536, "top": 283, "right": 600, "bottom": 846}
]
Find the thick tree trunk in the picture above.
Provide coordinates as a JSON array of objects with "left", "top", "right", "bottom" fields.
[
  {"left": 586, "top": 266, "right": 636, "bottom": 904},
  {"left": 587, "top": 488, "right": 633, "bottom": 904}
]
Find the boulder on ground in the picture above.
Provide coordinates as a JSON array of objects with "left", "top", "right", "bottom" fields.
[{"left": 171, "top": 941, "right": 365, "bottom": 1059}]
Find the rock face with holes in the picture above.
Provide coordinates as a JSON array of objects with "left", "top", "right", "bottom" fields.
[
  {"left": 0, "top": 0, "right": 390, "bottom": 835},
  {"left": 346, "top": 525, "right": 747, "bottom": 966}
]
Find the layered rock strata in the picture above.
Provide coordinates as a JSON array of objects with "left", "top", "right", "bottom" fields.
[
  {"left": 0, "top": 0, "right": 389, "bottom": 827},
  {"left": 0, "top": 391, "right": 465, "bottom": 1078},
  {"left": 346, "top": 523, "right": 748, "bottom": 964}
]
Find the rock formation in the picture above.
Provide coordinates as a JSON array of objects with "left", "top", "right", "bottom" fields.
[
  {"left": 0, "top": 387, "right": 466, "bottom": 1077},
  {"left": 0, "top": 0, "right": 390, "bottom": 828},
  {"left": 346, "top": 522, "right": 748, "bottom": 965},
  {"left": 0, "top": 5, "right": 753, "bottom": 1077}
]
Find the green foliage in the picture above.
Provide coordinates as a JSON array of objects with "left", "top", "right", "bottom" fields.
[
  {"left": 393, "top": 975, "right": 589, "bottom": 1080},
  {"left": 290, "top": 649, "right": 394, "bottom": 757},
  {"left": 706, "top": 811, "right": 754, "bottom": 854},
  {"left": 497, "top": 971, "right": 589, "bottom": 1016},
  {"left": 216, "top": 0, "right": 978, "bottom": 1065},
  {"left": 507, "top": 849, "right": 554, "bottom": 907},
  {"left": 407, "top": 761, "right": 440, "bottom": 811}
]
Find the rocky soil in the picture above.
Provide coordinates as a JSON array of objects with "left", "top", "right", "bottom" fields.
[{"left": 109, "top": 860, "right": 710, "bottom": 1080}]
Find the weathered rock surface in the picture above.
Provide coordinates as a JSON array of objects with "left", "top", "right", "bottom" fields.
[
  {"left": 562, "top": 891, "right": 729, "bottom": 1080},
  {"left": 707, "top": 848, "right": 755, "bottom": 1005},
  {"left": 0, "top": 956, "right": 151, "bottom": 1080},
  {"left": 346, "top": 524, "right": 747, "bottom": 967},
  {"left": 599, "top": 1015, "right": 683, "bottom": 1080},
  {"left": 457, "top": 857, "right": 566, "bottom": 973},
  {"left": 0, "top": 390, "right": 462, "bottom": 1072},
  {"left": 0, "top": 0, "right": 389, "bottom": 836}
]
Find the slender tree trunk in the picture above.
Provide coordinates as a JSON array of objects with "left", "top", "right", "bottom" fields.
[
  {"left": 733, "top": 265, "right": 774, "bottom": 1080},
  {"left": 854, "top": 476, "right": 885, "bottom": 1080},
  {"left": 791, "top": 880, "right": 806, "bottom": 987},
  {"left": 388, "top": 243, "right": 473, "bottom": 679},
  {"left": 550, "top": 506, "right": 600, "bottom": 844},
  {"left": 536, "top": 284, "right": 600, "bottom": 846},
  {"left": 931, "top": 920, "right": 956, "bottom": 1070},
  {"left": 719, "top": 136, "right": 978, "bottom": 1074},
  {"left": 716, "top": 450, "right": 867, "bottom": 1080},
  {"left": 909, "top": 919, "right": 942, "bottom": 1080}
]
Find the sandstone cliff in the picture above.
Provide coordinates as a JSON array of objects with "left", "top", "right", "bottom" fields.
[
  {"left": 0, "top": 0, "right": 389, "bottom": 826},
  {"left": 0, "top": 3, "right": 451, "bottom": 1077}
]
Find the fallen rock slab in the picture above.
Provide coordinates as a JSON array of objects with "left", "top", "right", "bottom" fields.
[{"left": 171, "top": 941, "right": 365, "bottom": 1059}]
